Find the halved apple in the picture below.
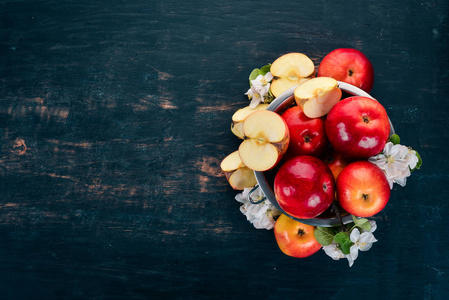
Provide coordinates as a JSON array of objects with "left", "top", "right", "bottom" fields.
[
  {"left": 294, "top": 77, "right": 342, "bottom": 118},
  {"left": 221, "top": 150, "right": 257, "bottom": 190},
  {"left": 231, "top": 103, "right": 269, "bottom": 139},
  {"left": 270, "top": 53, "right": 315, "bottom": 97},
  {"left": 239, "top": 110, "right": 289, "bottom": 171}
]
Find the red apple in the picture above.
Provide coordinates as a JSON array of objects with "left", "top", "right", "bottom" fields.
[
  {"left": 325, "top": 96, "right": 390, "bottom": 159},
  {"left": 274, "top": 155, "right": 335, "bottom": 219},
  {"left": 322, "top": 149, "right": 353, "bottom": 180},
  {"left": 317, "top": 48, "right": 374, "bottom": 93},
  {"left": 274, "top": 214, "right": 321, "bottom": 258},
  {"left": 281, "top": 106, "right": 328, "bottom": 159},
  {"left": 337, "top": 161, "right": 390, "bottom": 217}
]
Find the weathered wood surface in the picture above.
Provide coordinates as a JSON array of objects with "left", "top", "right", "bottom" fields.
[{"left": 0, "top": 0, "right": 448, "bottom": 298}]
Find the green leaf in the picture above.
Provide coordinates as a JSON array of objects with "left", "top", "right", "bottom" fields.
[
  {"left": 412, "top": 150, "right": 422, "bottom": 171},
  {"left": 314, "top": 227, "right": 336, "bottom": 246},
  {"left": 249, "top": 68, "right": 260, "bottom": 83},
  {"left": 258, "top": 64, "right": 271, "bottom": 75},
  {"left": 334, "top": 232, "right": 353, "bottom": 255},
  {"left": 351, "top": 215, "right": 371, "bottom": 232},
  {"left": 388, "top": 134, "right": 400, "bottom": 145}
]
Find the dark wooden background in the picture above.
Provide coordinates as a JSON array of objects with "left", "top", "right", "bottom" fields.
[{"left": 0, "top": 0, "right": 448, "bottom": 299}]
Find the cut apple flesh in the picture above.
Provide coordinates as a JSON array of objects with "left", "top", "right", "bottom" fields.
[
  {"left": 239, "top": 110, "right": 289, "bottom": 171},
  {"left": 270, "top": 77, "right": 310, "bottom": 99},
  {"left": 221, "top": 150, "right": 257, "bottom": 190},
  {"left": 270, "top": 53, "right": 315, "bottom": 97},
  {"left": 227, "top": 166, "right": 257, "bottom": 190},
  {"left": 221, "top": 150, "right": 245, "bottom": 171},
  {"left": 294, "top": 77, "right": 342, "bottom": 118},
  {"left": 239, "top": 141, "right": 279, "bottom": 172},
  {"left": 230, "top": 103, "right": 269, "bottom": 139}
]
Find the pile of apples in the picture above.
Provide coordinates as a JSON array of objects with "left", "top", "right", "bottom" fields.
[{"left": 221, "top": 49, "right": 392, "bottom": 258}]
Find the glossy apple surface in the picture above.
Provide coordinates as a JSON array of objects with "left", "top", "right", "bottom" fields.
[
  {"left": 274, "top": 214, "right": 321, "bottom": 258},
  {"left": 325, "top": 96, "right": 390, "bottom": 159},
  {"left": 281, "top": 106, "right": 327, "bottom": 159},
  {"left": 337, "top": 161, "right": 391, "bottom": 217},
  {"left": 274, "top": 155, "right": 335, "bottom": 219},
  {"left": 317, "top": 48, "right": 374, "bottom": 93},
  {"left": 322, "top": 149, "right": 353, "bottom": 180}
]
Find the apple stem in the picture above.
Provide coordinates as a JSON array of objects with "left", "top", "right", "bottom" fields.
[{"left": 332, "top": 201, "right": 346, "bottom": 232}]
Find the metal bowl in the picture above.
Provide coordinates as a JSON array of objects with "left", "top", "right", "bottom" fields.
[{"left": 253, "top": 81, "right": 395, "bottom": 227}]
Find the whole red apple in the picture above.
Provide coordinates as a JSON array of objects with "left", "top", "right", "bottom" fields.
[
  {"left": 274, "top": 155, "right": 335, "bottom": 219},
  {"left": 317, "top": 48, "right": 374, "bottom": 93},
  {"left": 325, "top": 96, "right": 390, "bottom": 159},
  {"left": 281, "top": 106, "right": 328, "bottom": 159},
  {"left": 274, "top": 214, "right": 321, "bottom": 258},
  {"left": 337, "top": 161, "right": 390, "bottom": 217},
  {"left": 322, "top": 149, "right": 353, "bottom": 180}
]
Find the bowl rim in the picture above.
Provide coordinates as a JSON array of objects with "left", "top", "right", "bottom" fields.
[{"left": 254, "top": 81, "right": 395, "bottom": 227}]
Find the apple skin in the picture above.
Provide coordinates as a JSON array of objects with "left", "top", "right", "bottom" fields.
[
  {"left": 322, "top": 149, "right": 353, "bottom": 180},
  {"left": 281, "top": 106, "right": 328, "bottom": 159},
  {"left": 274, "top": 214, "right": 321, "bottom": 258},
  {"left": 317, "top": 48, "right": 374, "bottom": 93},
  {"left": 274, "top": 155, "right": 335, "bottom": 219},
  {"left": 325, "top": 96, "right": 390, "bottom": 159},
  {"left": 337, "top": 161, "right": 391, "bottom": 217}
]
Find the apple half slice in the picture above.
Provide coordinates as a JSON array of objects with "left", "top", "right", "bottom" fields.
[
  {"left": 231, "top": 103, "right": 269, "bottom": 139},
  {"left": 270, "top": 53, "right": 315, "bottom": 98},
  {"left": 221, "top": 150, "right": 257, "bottom": 190},
  {"left": 239, "top": 110, "right": 289, "bottom": 171},
  {"left": 294, "top": 77, "right": 342, "bottom": 118}
]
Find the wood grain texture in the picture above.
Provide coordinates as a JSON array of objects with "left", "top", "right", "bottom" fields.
[{"left": 0, "top": 0, "right": 448, "bottom": 299}]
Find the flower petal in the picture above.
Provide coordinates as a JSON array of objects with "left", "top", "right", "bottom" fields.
[
  {"left": 395, "top": 176, "right": 407, "bottom": 187},
  {"left": 359, "top": 232, "right": 378, "bottom": 244},
  {"left": 383, "top": 142, "right": 394, "bottom": 154},
  {"left": 249, "top": 96, "right": 261, "bottom": 108},
  {"left": 323, "top": 243, "right": 345, "bottom": 260},
  {"left": 350, "top": 244, "right": 359, "bottom": 261},
  {"left": 263, "top": 72, "right": 273, "bottom": 82},
  {"left": 369, "top": 220, "right": 377, "bottom": 233},
  {"left": 350, "top": 228, "right": 361, "bottom": 243},
  {"left": 346, "top": 254, "right": 355, "bottom": 267}
]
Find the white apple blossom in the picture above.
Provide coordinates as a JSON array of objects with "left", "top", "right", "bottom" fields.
[
  {"left": 369, "top": 142, "right": 419, "bottom": 189},
  {"left": 245, "top": 72, "right": 273, "bottom": 108},
  {"left": 322, "top": 219, "right": 378, "bottom": 267},
  {"left": 346, "top": 228, "right": 378, "bottom": 267},
  {"left": 323, "top": 242, "right": 345, "bottom": 260},
  {"left": 235, "top": 186, "right": 280, "bottom": 230},
  {"left": 245, "top": 88, "right": 263, "bottom": 108},
  {"left": 367, "top": 220, "right": 377, "bottom": 233}
]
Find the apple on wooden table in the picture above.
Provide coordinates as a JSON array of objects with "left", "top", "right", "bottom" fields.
[
  {"left": 238, "top": 110, "right": 289, "bottom": 172},
  {"left": 274, "top": 155, "right": 335, "bottom": 219},
  {"left": 270, "top": 53, "right": 315, "bottom": 98},
  {"left": 318, "top": 48, "right": 375, "bottom": 93},
  {"left": 274, "top": 214, "right": 321, "bottom": 258},
  {"left": 294, "top": 76, "right": 342, "bottom": 118},
  {"left": 337, "top": 161, "right": 391, "bottom": 217},
  {"left": 281, "top": 105, "right": 328, "bottom": 159},
  {"left": 220, "top": 150, "right": 257, "bottom": 190},
  {"left": 325, "top": 96, "right": 390, "bottom": 159},
  {"left": 230, "top": 103, "right": 269, "bottom": 139}
]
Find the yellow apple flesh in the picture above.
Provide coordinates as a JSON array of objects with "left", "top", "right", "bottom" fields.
[
  {"left": 270, "top": 53, "right": 315, "bottom": 97},
  {"left": 220, "top": 150, "right": 257, "bottom": 190},
  {"left": 231, "top": 103, "right": 269, "bottom": 139},
  {"left": 239, "top": 110, "right": 289, "bottom": 171},
  {"left": 294, "top": 77, "right": 342, "bottom": 118}
]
